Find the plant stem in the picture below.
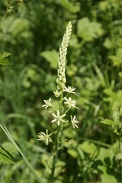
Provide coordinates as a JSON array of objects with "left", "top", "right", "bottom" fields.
[
  {"left": 0, "top": 0, "right": 15, "bottom": 27},
  {"left": 50, "top": 92, "right": 63, "bottom": 182},
  {"left": 0, "top": 12, "right": 8, "bottom": 27},
  {"left": 119, "top": 136, "right": 121, "bottom": 152},
  {"left": 50, "top": 125, "right": 61, "bottom": 181}
]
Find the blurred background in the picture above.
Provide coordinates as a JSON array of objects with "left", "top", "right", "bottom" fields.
[{"left": 0, "top": 0, "right": 122, "bottom": 182}]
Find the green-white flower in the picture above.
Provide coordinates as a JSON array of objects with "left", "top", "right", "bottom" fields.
[
  {"left": 63, "top": 97, "right": 77, "bottom": 108},
  {"left": 51, "top": 110, "right": 66, "bottom": 126},
  {"left": 71, "top": 116, "right": 79, "bottom": 129},
  {"left": 42, "top": 98, "right": 52, "bottom": 109},
  {"left": 37, "top": 129, "right": 52, "bottom": 145},
  {"left": 64, "top": 86, "right": 76, "bottom": 94}
]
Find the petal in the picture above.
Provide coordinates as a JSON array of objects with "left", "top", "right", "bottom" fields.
[
  {"left": 60, "top": 118, "right": 65, "bottom": 122},
  {"left": 61, "top": 113, "right": 66, "bottom": 118},
  {"left": 46, "top": 138, "right": 48, "bottom": 145},
  {"left": 57, "top": 120, "right": 60, "bottom": 126},
  {"left": 52, "top": 113, "right": 57, "bottom": 118},
  {"left": 51, "top": 119, "right": 57, "bottom": 123},
  {"left": 57, "top": 110, "right": 60, "bottom": 117},
  {"left": 40, "top": 132, "right": 46, "bottom": 135}
]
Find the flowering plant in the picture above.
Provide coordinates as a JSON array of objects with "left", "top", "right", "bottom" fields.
[{"left": 37, "top": 22, "right": 79, "bottom": 182}]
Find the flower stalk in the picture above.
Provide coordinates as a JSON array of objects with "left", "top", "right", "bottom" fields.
[
  {"left": 50, "top": 23, "right": 72, "bottom": 180},
  {"left": 50, "top": 92, "right": 63, "bottom": 181}
]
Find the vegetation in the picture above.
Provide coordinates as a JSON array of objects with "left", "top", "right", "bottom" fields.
[{"left": 0, "top": 0, "right": 122, "bottom": 183}]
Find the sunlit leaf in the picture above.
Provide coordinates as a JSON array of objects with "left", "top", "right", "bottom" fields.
[
  {"left": 109, "top": 48, "right": 122, "bottom": 66},
  {"left": 67, "top": 149, "right": 78, "bottom": 158},
  {"left": 40, "top": 50, "right": 58, "bottom": 69},
  {"left": 101, "top": 119, "right": 114, "bottom": 125},
  {"left": 97, "top": 147, "right": 114, "bottom": 165},
  {"left": 58, "top": 0, "right": 80, "bottom": 13},
  {"left": 103, "top": 38, "right": 113, "bottom": 49},
  {"left": 101, "top": 173, "right": 118, "bottom": 183},
  {"left": 118, "top": 72, "right": 122, "bottom": 78},
  {"left": 77, "top": 17, "right": 103, "bottom": 41},
  {"left": 66, "top": 64, "right": 77, "bottom": 76},
  {"left": 79, "top": 141, "right": 97, "bottom": 155}
]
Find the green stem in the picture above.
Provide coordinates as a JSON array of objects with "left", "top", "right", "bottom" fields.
[
  {"left": 0, "top": 0, "right": 15, "bottom": 27},
  {"left": 0, "top": 12, "right": 8, "bottom": 27},
  {"left": 119, "top": 136, "right": 121, "bottom": 152},
  {"left": 50, "top": 125, "right": 61, "bottom": 181},
  {"left": 118, "top": 135, "right": 122, "bottom": 175},
  {"left": 50, "top": 92, "right": 63, "bottom": 182}
]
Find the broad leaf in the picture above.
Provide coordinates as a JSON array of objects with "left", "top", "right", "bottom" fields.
[
  {"left": 40, "top": 50, "right": 58, "bottom": 69},
  {"left": 77, "top": 17, "right": 103, "bottom": 41},
  {"left": 67, "top": 149, "right": 78, "bottom": 158},
  {"left": 109, "top": 48, "right": 122, "bottom": 66},
  {"left": 101, "top": 173, "right": 118, "bottom": 183},
  {"left": 58, "top": 0, "right": 80, "bottom": 13},
  {"left": 0, "top": 142, "right": 17, "bottom": 164},
  {"left": 79, "top": 141, "right": 97, "bottom": 155}
]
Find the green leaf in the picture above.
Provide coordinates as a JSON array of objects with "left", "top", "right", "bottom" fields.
[
  {"left": 58, "top": 0, "right": 80, "bottom": 13},
  {"left": 40, "top": 50, "right": 58, "bottom": 69},
  {"left": 118, "top": 72, "right": 122, "bottom": 78},
  {"left": 98, "top": 1, "right": 110, "bottom": 11},
  {"left": 97, "top": 147, "right": 114, "bottom": 165},
  {"left": 67, "top": 149, "right": 78, "bottom": 158},
  {"left": 116, "top": 152, "right": 122, "bottom": 160},
  {"left": 109, "top": 48, "right": 122, "bottom": 66},
  {"left": 94, "top": 64, "right": 106, "bottom": 87},
  {"left": 101, "top": 119, "right": 114, "bottom": 125},
  {"left": 0, "top": 52, "right": 11, "bottom": 65},
  {"left": 79, "top": 141, "right": 97, "bottom": 155},
  {"left": 0, "top": 142, "right": 17, "bottom": 164},
  {"left": 101, "top": 173, "right": 118, "bottom": 183},
  {"left": 0, "top": 16, "right": 31, "bottom": 40},
  {"left": 103, "top": 88, "right": 114, "bottom": 96},
  {"left": 103, "top": 38, "right": 113, "bottom": 49},
  {"left": 77, "top": 17, "right": 103, "bottom": 41},
  {"left": 66, "top": 64, "right": 77, "bottom": 76}
]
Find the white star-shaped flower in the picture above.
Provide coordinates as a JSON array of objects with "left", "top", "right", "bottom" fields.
[
  {"left": 37, "top": 129, "right": 52, "bottom": 145},
  {"left": 42, "top": 98, "right": 52, "bottom": 109},
  {"left": 71, "top": 116, "right": 79, "bottom": 129},
  {"left": 63, "top": 97, "right": 78, "bottom": 109},
  {"left": 63, "top": 86, "right": 76, "bottom": 94},
  {"left": 51, "top": 110, "right": 66, "bottom": 126}
]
